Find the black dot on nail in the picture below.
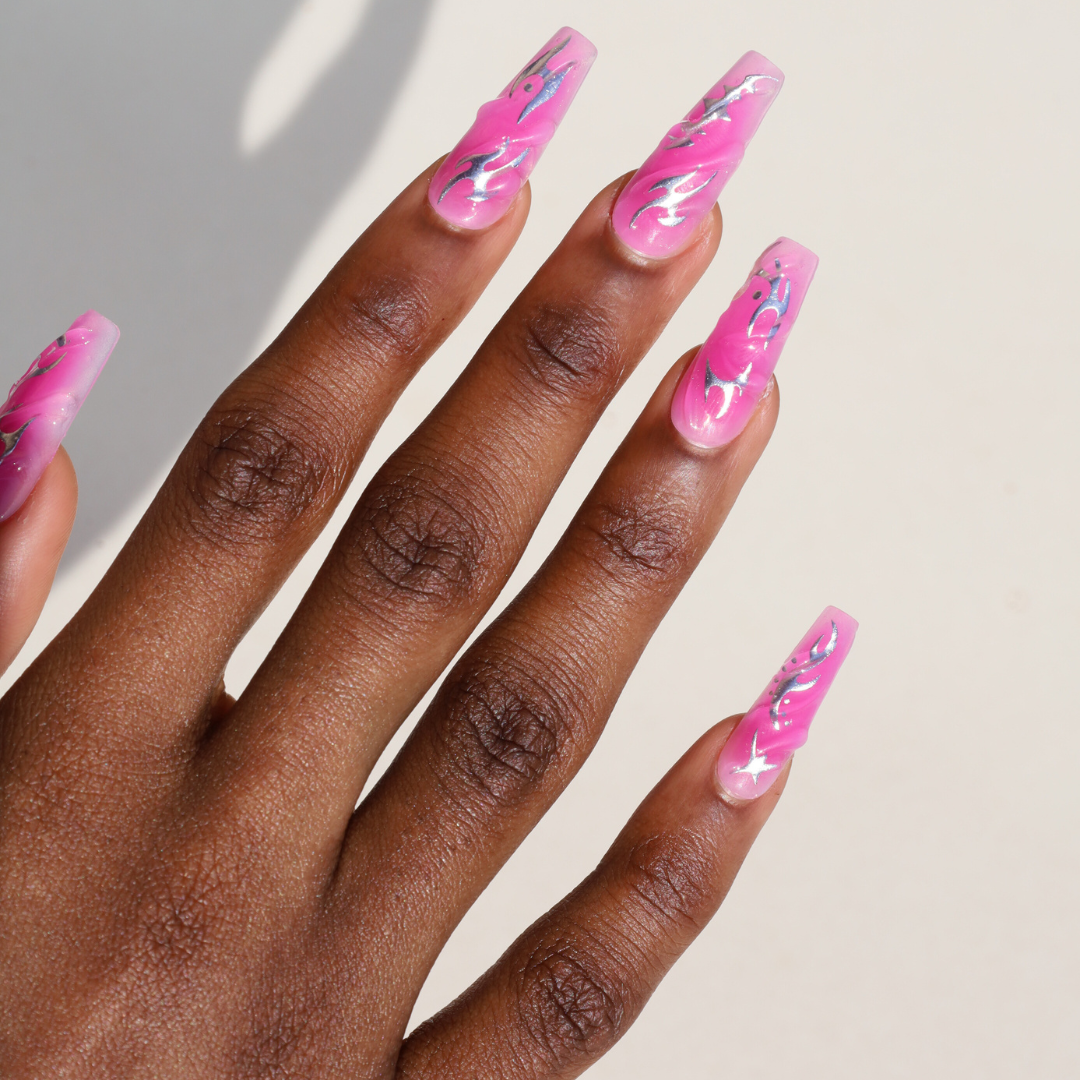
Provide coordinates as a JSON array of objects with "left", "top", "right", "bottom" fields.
[
  {"left": 524, "top": 82, "right": 533, "bottom": 91},
  {"left": 753, "top": 291, "right": 762, "bottom": 299}
]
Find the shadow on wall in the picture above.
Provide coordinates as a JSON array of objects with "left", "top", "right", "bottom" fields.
[{"left": 0, "top": 0, "right": 436, "bottom": 564}]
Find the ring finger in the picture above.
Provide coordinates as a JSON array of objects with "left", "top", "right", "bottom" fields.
[{"left": 326, "top": 237, "right": 818, "bottom": 1010}]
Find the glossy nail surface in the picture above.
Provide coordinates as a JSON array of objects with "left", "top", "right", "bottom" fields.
[
  {"left": 0, "top": 311, "right": 119, "bottom": 522},
  {"left": 429, "top": 27, "right": 597, "bottom": 230},
  {"left": 612, "top": 51, "right": 783, "bottom": 258},
  {"left": 671, "top": 237, "right": 817, "bottom": 448},
  {"left": 717, "top": 606, "right": 858, "bottom": 801}
]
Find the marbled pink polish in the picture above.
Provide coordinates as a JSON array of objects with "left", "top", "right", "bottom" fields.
[
  {"left": 612, "top": 51, "right": 783, "bottom": 259},
  {"left": 429, "top": 27, "right": 597, "bottom": 229},
  {"left": 717, "top": 607, "right": 858, "bottom": 801},
  {"left": 671, "top": 238, "right": 817, "bottom": 448},
  {"left": 0, "top": 311, "right": 119, "bottom": 522}
]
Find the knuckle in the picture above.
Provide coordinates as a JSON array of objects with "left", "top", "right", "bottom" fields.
[
  {"left": 187, "top": 402, "right": 333, "bottom": 545},
  {"left": 342, "top": 467, "right": 487, "bottom": 611},
  {"left": 622, "top": 832, "right": 712, "bottom": 932},
  {"left": 511, "top": 301, "right": 623, "bottom": 402},
  {"left": 517, "top": 942, "right": 626, "bottom": 1065},
  {"left": 580, "top": 493, "right": 691, "bottom": 585},
  {"left": 327, "top": 271, "right": 433, "bottom": 360},
  {"left": 433, "top": 652, "right": 574, "bottom": 808}
]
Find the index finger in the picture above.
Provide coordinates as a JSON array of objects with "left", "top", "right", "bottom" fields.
[{"left": 5, "top": 29, "right": 594, "bottom": 756}]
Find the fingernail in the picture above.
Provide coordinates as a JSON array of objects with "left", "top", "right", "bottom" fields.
[
  {"left": 0, "top": 311, "right": 119, "bottom": 522},
  {"left": 429, "top": 27, "right": 597, "bottom": 229},
  {"left": 612, "top": 50, "right": 783, "bottom": 258},
  {"left": 671, "top": 237, "right": 817, "bottom": 448},
  {"left": 717, "top": 607, "right": 858, "bottom": 801}
]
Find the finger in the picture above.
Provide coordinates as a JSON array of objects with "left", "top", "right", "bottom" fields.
[
  {"left": 328, "top": 354, "right": 775, "bottom": 1017},
  {"left": 218, "top": 182, "right": 723, "bottom": 843},
  {"left": 396, "top": 717, "right": 787, "bottom": 1080},
  {"left": 215, "top": 48, "right": 788, "bottom": 844},
  {"left": 0, "top": 311, "right": 116, "bottom": 525},
  {"left": 400, "top": 603, "right": 858, "bottom": 1079},
  {"left": 0, "top": 309, "right": 116, "bottom": 671},
  {"left": 329, "top": 238, "right": 818, "bottom": 1002},
  {"left": 0, "top": 448, "right": 78, "bottom": 673},
  {"left": 6, "top": 86, "right": 542, "bottom": 756}
]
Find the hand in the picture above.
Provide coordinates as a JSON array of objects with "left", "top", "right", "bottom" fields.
[{"left": 0, "top": 31, "right": 854, "bottom": 1078}]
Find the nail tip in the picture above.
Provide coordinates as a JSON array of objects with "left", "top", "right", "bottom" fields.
[
  {"left": 556, "top": 25, "right": 598, "bottom": 64},
  {"left": 739, "top": 49, "right": 785, "bottom": 85}
]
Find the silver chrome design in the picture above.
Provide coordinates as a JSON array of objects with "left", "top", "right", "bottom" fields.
[
  {"left": 628, "top": 170, "right": 717, "bottom": 229},
  {"left": 667, "top": 74, "right": 779, "bottom": 148},
  {"left": 0, "top": 417, "right": 33, "bottom": 463},
  {"left": 769, "top": 620, "right": 839, "bottom": 729},
  {"left": 703, "top": 358, "right": 753, "bottom": 417},
  {"left": 747, "top": 257, "right": 790, "bottom": 341},
  {"left": 27, "top": 349, "right": 67, "bottom": 378},
  {"left": 510, "top": 36, "right": 573, "bottom": 123},
  {"left": 731, "top": 730, "right": 777, "bottom": 785},
  {"left": 438, "top": 140, "right": 530, "bottom": 204}
]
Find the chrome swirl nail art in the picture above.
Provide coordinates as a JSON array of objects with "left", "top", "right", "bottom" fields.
[
  {"left": 429, "top": 27, "right": 597, "bottom": 230},
  {"left": 612, "top": 51, "right": 783, "bottom": 259},
  {"left": 670, "top": 238, "right": 818, "bottom": 449},
  {"left": 717, "top": 607, "right": 858, "bottom": 801},
  {"left": 0, "top": 311, "right": 119, "bottom": 522}
]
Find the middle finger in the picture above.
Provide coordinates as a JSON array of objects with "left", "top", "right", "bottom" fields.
[{"left": 213, "top": 179, "right": 722, "bottom": 844}]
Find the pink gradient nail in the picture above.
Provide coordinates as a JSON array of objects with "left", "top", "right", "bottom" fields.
[
  {"left": 716, "top": 607, "right": 858, "bottom": 801},
  {"left": 671, "top": 238, "right": 817, "bottom": 448},
  {"left": 0, "top": 311, "right": 119, "bottom": 522},
  {"left": 429, "top": 27, "right": 597, "bottom": 229},
  {"left": 611, "top": 51, "right": 783, "bottom": 258}
]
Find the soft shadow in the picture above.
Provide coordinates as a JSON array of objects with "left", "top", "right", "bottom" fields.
[{"left": 0, "top": 0, "right": 436, "bottom": 563}]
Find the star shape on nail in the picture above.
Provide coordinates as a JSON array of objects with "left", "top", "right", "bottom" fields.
[{"left": 731, "top": 730, "right": 778, "bottom": 785}]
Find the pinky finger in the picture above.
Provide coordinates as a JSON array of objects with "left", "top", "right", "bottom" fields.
[
  {"left": 0, "top": 447, "right": 78, "bottom": 674},
  {"left": 398, "top": 609, "right": 857, "bottom": 1080}
]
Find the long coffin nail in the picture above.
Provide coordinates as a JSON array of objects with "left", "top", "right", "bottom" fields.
[
  {"left": 0, "top": 311, "right": 119, "bottom": 522},
  {"left": 429, "top": 27, "right": 597, "bottom": 229},
  {"left": 671, "top": 237, "right": 817, "bottom": 448},
  {"left": 611, "top": 50, "right": 783, "bottom": 258},
  {"left": 717, "top": 607, "right": 858, "bottom": 801}
]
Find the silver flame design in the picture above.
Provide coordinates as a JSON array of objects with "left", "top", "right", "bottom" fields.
[
  {"left": 509, "top": 36, "right": 573, "bottom": 123},
  {"left": 27, "top": 347, "right": 67, "bottom": 378},
  {"left": 667, "top": 74, "right": 779, "bottom": 149},
  {"left": 0, "top": 416, "right": 33, "bottom": 463},
  {"left": 703, "top": 358, "right": 752, "bottom": 416},
  {"left": 439, "top": 140, "right": 530, "bottom": 204},
  {"left": 629, "top": 169, "right": 717, "bottom": 229},
  {"left": 769, "top": 620, "right": 839, "bottom": 729},
  {"left": 747, "top": 257, "right": 790, "bottom": 341}
]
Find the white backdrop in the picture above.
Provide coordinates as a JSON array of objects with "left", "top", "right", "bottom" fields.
[{"left": 2, "top": 0, "right": 1078, "bottom": 1075}]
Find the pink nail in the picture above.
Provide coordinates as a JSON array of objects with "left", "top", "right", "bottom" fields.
[
  {"left": 0, "top": 311, "right": 119, "bottom": 522},
  {"left": 611, "top": 51, "right": 783, "bottom": 259},
  {"left": 717, "top": 607, "right": 858, "bottom": 801},
  {"left": 671, "top": 237, "right": 817, "bottom": 448},
  {"left": 429, "top": 27, "right": 597, "bottom": 230}
]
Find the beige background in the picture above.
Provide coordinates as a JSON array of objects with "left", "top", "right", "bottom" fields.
[{"left": 2, "top": 0, "right": 1078, "bottom": 1075}]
